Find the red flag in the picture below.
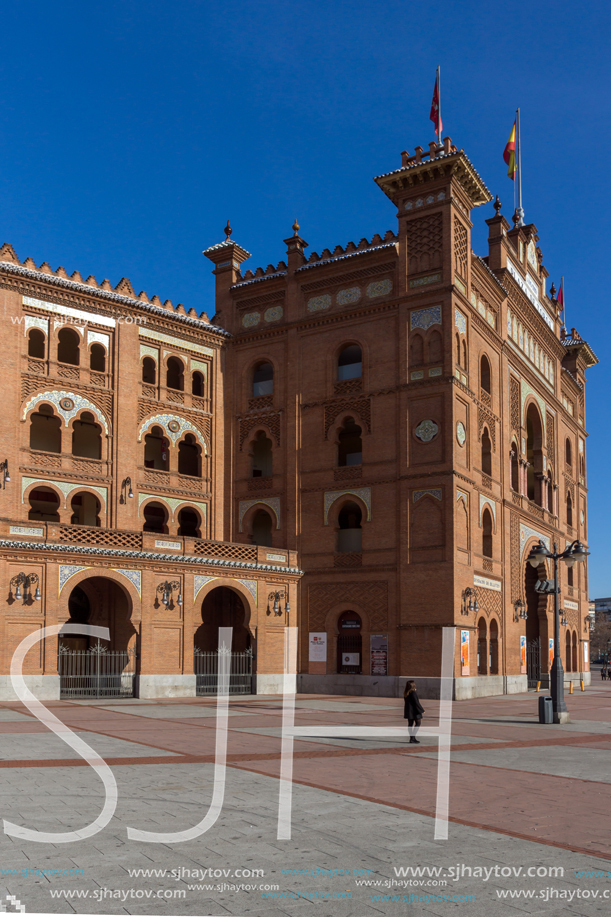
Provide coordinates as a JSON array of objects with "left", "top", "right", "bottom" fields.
[
  {"left": 429, "top": 72, "right": 442, "bottom": 138},
  {"left": 503, "top": 121, "right": 517, "bottom": 180},
  {"left": 556, "top": 278, "right": 564, "bottom": 309}
]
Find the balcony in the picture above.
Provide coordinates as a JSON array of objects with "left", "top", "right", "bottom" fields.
[
  {"left": 140, "top": 382, "right": 211, "bottom": 414},
  {"left": 21, "top": 449, "right": 110, "bottom": 478},
  {"left": 22, "top": 354, "right": 112, "bottom": 389}
]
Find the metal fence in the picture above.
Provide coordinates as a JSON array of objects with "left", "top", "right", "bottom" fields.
[
  {"left": 58, "top": 641, "right": 136, "bottom": 699},
  {"left": 527, "top": 637, "right": 541, "bottom": 689},
  {"left": 194, "top": 647, "right": 254, "bottom": 695}
]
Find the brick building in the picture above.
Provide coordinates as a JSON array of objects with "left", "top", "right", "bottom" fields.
[{"left": 0, "top": 135, "right": 597, "bottom": 700}]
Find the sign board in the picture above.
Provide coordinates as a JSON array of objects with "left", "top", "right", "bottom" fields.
[
  {"left": 461, "top": 630, "right": 470, "bottom": 676},
  {"left": 308, "top": 633, "right": 327, "bottom": 662},
  {"left": 342, "top": 653, "right": 360, "bottom": 667},
  {"left": 520, "top": 636, "right": 526, "bottom": 674},
  {"left": 370, "top": 634, "right": 388, "bottom": 676}
]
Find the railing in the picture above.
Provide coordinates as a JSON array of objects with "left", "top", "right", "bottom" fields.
[
  {"left": 193, "top": 540, "right": 258, "bottom": 562},
  {"left": 22, "top": 354, "right": 112, "bottom": 389},
  {"left": 334, "top": 378, "right": 363, "bottom": 396},
  {"left": 334, "top": 465, "right": 362, "bottom": 481},
  {"left": 248, "top": 476, "right": 273, "bottom": 492},
  {"left": 194, "top": 647, "right": 253, "bottom": 695},
  {"left": 58, "top": 641, "right": 136, "bottom": 698},
  {"left": 58, "top": 525, "right": 143, "bottom": 550},
  {"left": 139, "top": 382, "right": 211, "bottom": 413},
  {"left": 21, "top": 450, "right": 110, "bottom": 477}
]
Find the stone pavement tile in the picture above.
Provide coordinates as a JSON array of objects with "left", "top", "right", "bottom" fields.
[
  {"left": 415, "top": 745, "right": 611, "bottom": 783},
  {"left": 99, "top": 705, "right": 257, "bottom": 719},
  {"left": 229, "top": 725, "right": 504, "bottom": 750},
  {"left": 0, "top": 709, "right": 35, "bottom": 722},
  {"left": 0, "top": 731, "right": 179, "bottom": 760}
]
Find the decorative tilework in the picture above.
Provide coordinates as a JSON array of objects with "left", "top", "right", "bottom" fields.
[
  {"left": 22, "top": 390, "right": 109, "bottom": 433},
  {"left": 23, "top": 295, "right": 116, "bottom": 328},
  {"left": 410, "top": 371, "right": 424, "bottom": 380},
  {"left": 140, "top": 343, "right": 159, "bottom": 361},
  {"left": 413, "top": 488, "right": 442, "bottom": 502},
  {"left": 337, "top": 287, "right": 361, "bottom": 305},
  {"left": 367, "top": 279, "right": 392, "bottom": 298},
  {"left": 139, "top": 327, "right": 213, "bottom": 357},
  {"left": 264, "top": 306, "right": 283, "bottom": 323},
  {"left": 137, "top": 414, "right": 208, "bottom": 451},
  {"left": 59, "top": 565, "right": 91, "bottom": 594},
  {"left": 410, "top": 306, "right": 441, "bottom": 331},
  {"left": 428, "top": 367, "right": 442, "bottom": 377},
  {"left": 456, "top": 489, "right": 468, "bottom": 503},
  {"left": 409, "top": 273, "right": 441, "bottom": 288},
  {"left": 238, "top": 497, "right": 281, "bottom": 531},
  {"left": 87, "top": 330, "right": 110, "bottom": 349},
  {"left": 307, "top": 294, "right": 331, "bottom": 312},
  {"left": 24, "top": 315, "right": 49, "bottom": 334},
  {"left": 454, "top": 276, "right": 466, "bottom": 295},
  {"left": 266, "top": 553, "right": 287, "bottom": 563},
  {"left": 155, "top": 540, "right": 181, "bottom": 550},
  {"left": 190, "top": 359, "right": 208, "bottom": 375},
  {"left": 479, "top": 494, "right": 497, "bottom": 532},
  {"left": 520, "top": 380, "right": 546, "bottom": 436},
  {"left": 112, "top": 569, "right": 142, "bottom": 596},
  {"left": 456, "top": 421, "right": 466, "bottom": 446},
  {"left": 324, "top": 488, "right": 371, "bottom": 525},
  {"left": 237, "top": 579, "right": 258, "bottom": 604},
  {"left": 414, "top": 419, "right": 439, "bottom": 442},
  {"left": 194, "top": 575, "right": 217, "bottom": 600},
  {"left": 454, "top": 308, "right": 466, "bottom": 335},
  {"left": 138, "top": 493, "right": 208, "bottom": 523},
  {"left": 9, "top": 525, "right": 44, "bottom": 536},
  {"left": 22, "top": 477, "right": 107, "bottom": 508},
  {"left": 520, "top": 522, "right": 551, "bottom": 558},
  {"left": 242, "top": 312, "right": 260, "bottom": 328}
]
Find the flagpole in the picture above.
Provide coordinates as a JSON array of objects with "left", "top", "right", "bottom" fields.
[
  {"left": 561, "top": 275, "right": 566, "bottom": 333},
  {"left": 437, "top": 65, "right": 441, "bottom": 146},
  {"left": 516, "top": 107, "right": 524, "bottom": 227}
]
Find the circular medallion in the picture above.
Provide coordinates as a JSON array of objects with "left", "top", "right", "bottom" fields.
[
  {"left": 59, "top": 397, "right": 74, "bottom": 411},
  {"left": 167, "top": 420, "right": 181, "bottom": 433},
  {"left": 414, "top": 419, "right": 439, "bottom": 443},
  {"left": 456, "top": 421, "right": 466, "bottom": 446},
  {"left": 580, "top": 510, "right": 585, "bottom": 525}
]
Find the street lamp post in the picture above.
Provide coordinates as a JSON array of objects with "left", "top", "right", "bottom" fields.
[{"left": 527, "top": 539, "right": 589, "bottom": 724}]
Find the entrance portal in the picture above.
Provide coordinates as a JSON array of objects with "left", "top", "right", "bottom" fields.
[
  {"left": 337, "top": 610, "right": 362, "bottom": 674},
  {"left": 194, "top": 586, "right": 254, "bottom": 695}
]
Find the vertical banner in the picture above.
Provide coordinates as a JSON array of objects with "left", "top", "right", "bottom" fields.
[
  {"left": 460, "top": 630, "right": 470, "bottom": 675},
  {"left": 308, "top": 632, "right": 327, "bottom": 675},
  {"left": 370, "top": 634, "right": 388, "bottom": 675},
  {"left": 549, "top": 638, "right": 554, "bottom": 669},
  {"left": 584, "top": 641, "right": 589, "bottom": 670},
  {"left": 520, "top": 635, "right": 526, "bottom": 674}
]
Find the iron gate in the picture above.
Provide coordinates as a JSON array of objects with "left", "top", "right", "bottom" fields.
[
  {"left": 194, "top": 647, "right": 253, "bottom": 695},
  {"left": 58, "top": 641, "right": 136, "bottom": 699},
  {"left": 527, "top": 637, "right": 541, "bottom": 689}
]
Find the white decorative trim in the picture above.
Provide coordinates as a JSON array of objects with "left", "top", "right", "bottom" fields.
[
  {"left": 140, "top": 343, "right": 159, "bottom": 360},
  {"left": 266, "top": 553, "right": 287, "bottom": 563},
  {"left": 506, "top": 261, "right": 554, "bottom": 330},
  {"left": 456, "top": 489, "right": 468, "bottom": 503},
  {"left": 190, "top": 359, "right": 208, "bottom": 374},
  {"left": 519, "top": 522, "right": 551, "bottom": 558},
  {"left": 9, "top": 525, "right": 44, "bottom": 536},
  {"left": 239, "top": 497, "right": 281, "bottom": 531},
  {"left": 22, "top": 477, "right": 107, "bottom": 508},
  {"left": 323, "top": 488, "right": 371, "bottom": 525},
  {"left": 521, "top": 380, "right": 547, "bottom": 435},
  {"left": 22, "top": 390, "right": 109, "bottom": 433},
  {"left": 112, "top": 569, "right": 142, "bottom": 597},
  {"left": 474, "top": 574, "right": 502, "bottom": 593},
  {"left": 87, "top": 330, "right": 110, "bottom": 350},
  {"left": 23, "top": 296, "right": 116, "bottom": 328},
  {"left": 564, "top": 600, "right": 579, "bottom": 611},
  {"left": 139, "top": 327, "right": 214, "bottom": 356},
  {"left": 24, "top": 315, "right": 49, "bottom": 334},
  {"left": 59, "top": 565, "right": 91, "bottom": 594},
  {"left": 137, "top": 414, "right": 208, "bottom": 451},
  {"left": 139, "top": 493, "right": 208, "bottom": 523},
  {"left": 155, "top": 540, "right": 181, "bottom": 550},
  {"left": 479, "top": 494, "right": 497, "bottom": 532}
]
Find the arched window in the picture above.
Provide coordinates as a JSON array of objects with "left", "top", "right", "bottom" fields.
[
  {"left": 480, "top": 354, "right": 491, "bottom": 394},
  {"left": 337, "top": 344, "right": 362, "bottom": 380},
  {"left": 28, "top": 329, "right": 45, "bottom": 359},
  {"left": 482, "top": 508, "right": 493, "bottom": 558},
  {"left": 252, "top": 362, "right": 273, "bottom": 397},
  {"left": 29, "top": 403, "right": 61, "bottom": 453},
  {"left": 28, "top": 486, "right": 60, "bottom": 522},
  {"left": 252, "top": 509, "right": 273, "bottom": 547},
  {"left": 566, "top": 490, "right": 573, "bottom": 527},
  {"left": 251, "top": 431, "right": 273, "bottom": 478},
  {"left": 455, "top": 333, "right": 461, "bottom": 366},
  {"left": 565, "top": 630, "right": 572, "bottom": 672},
  {"left": 192, "top": 371, "right": 205, "bottom": 397},
  {"left": 337, "top": 501, "right": 362, "bottom": 553},
  {"left": 572, "top": 632, "right": 578, "bottom": 673},
  {"left": 410, "top": 334, "right": 424, "bottom": 366},
  {"left": 89, "top": 343, "right": 106, "bottom": 372},
  {"left": 338, "top": 417, "right": 362, "bottom": 466},
  {"left": 510, "top": 445, "right": 519, "bottom": 492},
  {"left": 526, "top": 404, "right": 543, "bottom": 504},
  {"left": 567, "top": 563, "right": 574, "bottom": 587},
  {"left": 489, "top": 620, "right": 499, "bottom": 675},
  {"left": 142, "top": 501, "right": 168, "bottom": 533},
  {"left": 70, "top": 492, "right": 101, "bottom": 527},
  {"left": 166, "top": 357, "right": 184, "bottom": 391},
  {"left": 177, "top": 507, "right": 201, "bottom": 538},
  {"left": 144, "top": 426, "right": 168, "bottom": 471},
  {"left": 565, "top": 438, "right": 572, "bottom": 466},
  {"left": 478, "top": 618, "right": 487, "bottom": 675},
  {"left": 428, "top": 330, "right": 442, "bottom": 364},
  {"left": 481, "top": 428, "right": 492, "bottom": 476},
  {"left": 178, "top": 433, "right": 201, "bottom": 477},
  {"left": 462, "top": 339, "right": 468, "bottom": 371},
  {"left": 142, "top": 357, "right": 156, "bottom": 384},
  {"left": 72, "top": 412, "right": 102, "bottom": 459},
  {"left": 57, "top": 327, "right": 80, "bottom": 365}
]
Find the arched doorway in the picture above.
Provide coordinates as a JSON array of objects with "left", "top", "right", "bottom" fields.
[
  {"left": 477, "top": 618, "right": 487, "bottom": 675},
  {"left": 194, "top": 586, "right": 254, "bottom": 695},
  {"left": 59, "top": 576, "right": 137, "bottom": 698},
  {"left": 525, "top": 556, "right": 546, "bottom": 688},
  {"left": 337, "top": 610, "right": 362, "bottom": 674}
]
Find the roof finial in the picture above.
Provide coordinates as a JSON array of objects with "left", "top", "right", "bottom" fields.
[
  {"left": 224, "top": 220, "right": 232, "bottom": 241},
  {"left": 292, "top": 218, "right": 300, "bottom": 236},
  {"left": 512, "top": 209, "right": 520, "bottom": 227},
  {"left": 550, "top": 282, "right": 557, "bottom": 301},
  {"left": 493, "top": 195, "right": 502, "bottom": 215}
]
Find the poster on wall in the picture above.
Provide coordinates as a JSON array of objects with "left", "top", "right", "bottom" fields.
[
  {"left": 461, "top": 630, "right": 470, "bottom": 675},
  {"left": 549, "top": 638, "right": 554, "bottom": 669},
  {"left": 309, "top": 632, "right": 327, "bottom": 661},
  {"left": 370, "top": 634, "right": 388, "bottom": 675},
  {"left": 584, "top": 641, "right": 589, "bottom": 669},
  {"left": 520, "top": 635, "right": 527, "bottom": 674},
  {"left": 342, "top": 653, "right": 360, "bottom": 667}
]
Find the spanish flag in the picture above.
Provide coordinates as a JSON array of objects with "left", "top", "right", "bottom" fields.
[
  {"left": 504, "top": 121, "right": 517, "bottom": 180},
  {"left": 556, "top": 277, "right": 564, "bottom": 310}
]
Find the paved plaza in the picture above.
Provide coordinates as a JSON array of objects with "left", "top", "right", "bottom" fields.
[{"left": 1, "top": 678, "right": 611, "bottom": 915}]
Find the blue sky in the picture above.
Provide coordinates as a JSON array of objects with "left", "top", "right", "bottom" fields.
[{"left": 1, "top": 0, "right": 609, "bottom": 594}]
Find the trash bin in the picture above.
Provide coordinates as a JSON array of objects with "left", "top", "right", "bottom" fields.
[{"left": 538, "top": 695, "right": 553, "bottom": 724}]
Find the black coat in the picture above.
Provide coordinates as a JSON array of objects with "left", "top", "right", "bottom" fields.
[{"left": 403, "top": 690, "right": 424, "bottom": 720}]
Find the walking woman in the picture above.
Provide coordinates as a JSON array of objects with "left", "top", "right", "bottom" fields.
[{"left": 403, "top": 679, "right": 425, "bottom": 744}]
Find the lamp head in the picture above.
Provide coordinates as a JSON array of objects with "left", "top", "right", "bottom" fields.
[
  {"left": 571, "top": 541, "right": 588, "bottom": 563},
  {"left": 528, "top": 541, "right": 549, "bottom": 568}
]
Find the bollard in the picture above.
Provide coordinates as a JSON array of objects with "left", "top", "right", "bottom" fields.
[
  {"left": 536, "top": 681, "right": 541, "bottom": 692},
  {"left": 570, "top": 682, "right": 573, "bottom": 694},
  {"left": 581, "top": 680, "right": 585, "bottom": 691}
]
